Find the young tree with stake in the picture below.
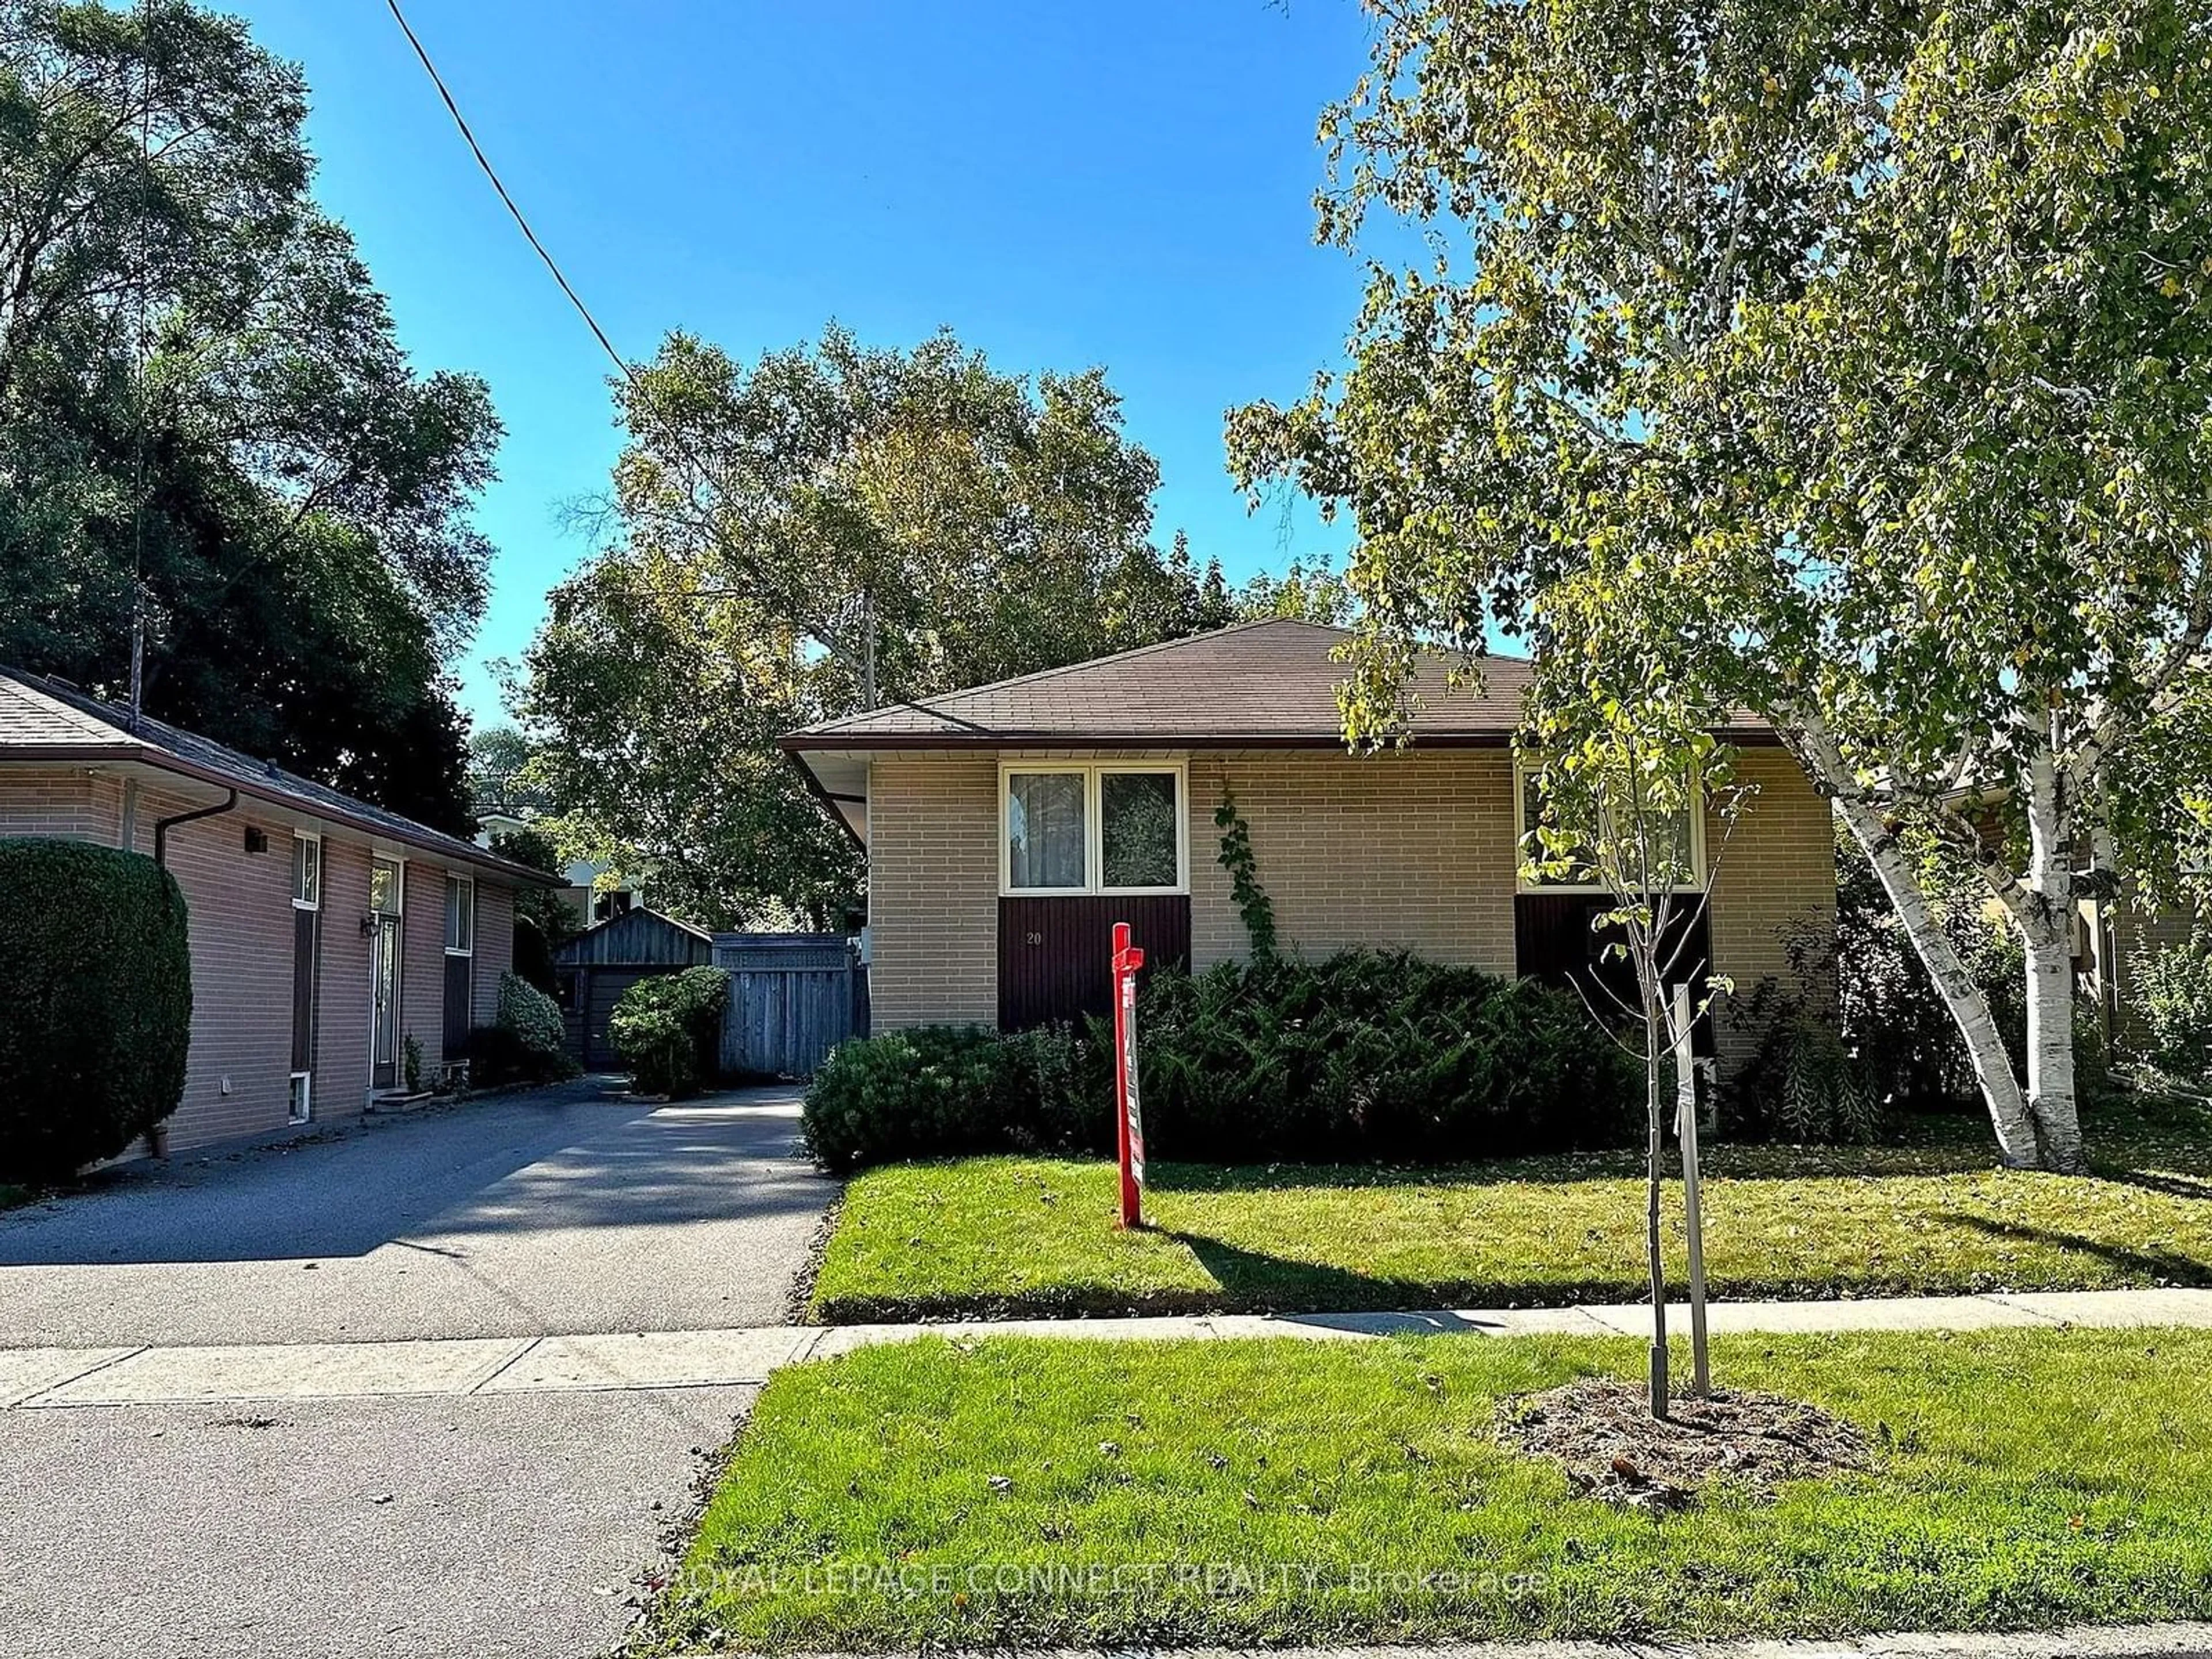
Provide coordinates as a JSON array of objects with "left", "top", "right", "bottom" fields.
[{"left": 1520, "top": 593, "right": 1742, "bottom": 1414}]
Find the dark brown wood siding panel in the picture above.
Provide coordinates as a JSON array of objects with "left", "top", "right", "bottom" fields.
[
  {"left": 442, "top": 954, "right": 473, "bottom": 1056},
  {"left": 290, "top": 907, "right": 319, "bottom": 1074},
  {"left": 998, "top": 895, "right": 1191, "bottom": 1032},
  {"left": 1514, "top": 892, "right": 1717, "bottom": 1058}
]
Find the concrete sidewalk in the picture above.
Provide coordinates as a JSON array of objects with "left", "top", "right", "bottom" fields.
[{"left": 9, "top": 1286, "right": 2210, "bottom": 1408}]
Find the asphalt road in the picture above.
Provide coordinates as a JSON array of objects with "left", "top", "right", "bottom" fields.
[
  {"left": 0, "top": 1081, "right": 833, "bottom": 1346},
  {"left": 0, "top": 1082, "right": 835, "bottom": 1659},
  {"left": 0, "top": 1384, "right": 755, "bottom": 1659}
]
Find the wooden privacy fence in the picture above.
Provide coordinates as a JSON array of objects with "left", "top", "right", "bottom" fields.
[{"left": 712, "top": 933, "right": 867, "bottom": 1079}]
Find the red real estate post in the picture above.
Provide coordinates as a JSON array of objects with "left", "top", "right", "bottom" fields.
[{"left": 1112, "top": 921, "right": 1146, "bottom": 1228}]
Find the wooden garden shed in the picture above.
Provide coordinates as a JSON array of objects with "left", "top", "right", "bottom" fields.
[{"left": 554, "top": 907, "right": 713, "bottom": 1069}]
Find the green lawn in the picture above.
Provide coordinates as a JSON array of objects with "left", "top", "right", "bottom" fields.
[
  {"left": 644, "top": 1329, "right": 2212, "bottom": 1651},
  {"left": 810, "top": 1108, "right": 2212, "bottom": 1321}
]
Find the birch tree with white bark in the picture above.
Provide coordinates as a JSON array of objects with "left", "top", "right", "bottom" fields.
[{"left": 1229, "top": 0, "right": 2212, "bottom": 1172}]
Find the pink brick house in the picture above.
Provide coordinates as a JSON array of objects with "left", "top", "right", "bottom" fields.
[
  {"left": 781, "top": 619, "right": 1839, "bottom": 1071},
  {"left": 0, "top": 667, "right": 556, "bottom": 1153}
]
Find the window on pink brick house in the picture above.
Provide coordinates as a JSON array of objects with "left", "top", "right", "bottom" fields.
[
  {"left": 292, "top": 834, "right": 321, "bottom": 909},
  {"left": 444, "top": 875, "right": 474, "bottom": 955}
]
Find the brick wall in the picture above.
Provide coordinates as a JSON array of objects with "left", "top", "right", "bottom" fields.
[
  {"left": 2109, "top": 893, "right": 2204, "bottom": 1050},
  {"left": 868, "top": 751, "right": 1001, "bottom": 1029},
  {"left": 0, "top": 770, "right": 296, "bottom": 1150},
  {"left": 1187, "top": 749, "right": 1519, "bottom": 971},
  {"left": 130, "top": 782, "right": 297, "bottom": 1151},
  {"left": 391, "top": 862, "right": 521, "bottom": 1075},
  {"left": 0, "top": 765, "right": 122, "bottom": 841},
  {"left": 3, "top": 766, "right": 540, "bottom": 1145},
  {"left": 863, "top": 744, "right": 1840, "bottom": 1064},
  {"left": 474, "top": 881, "right": 516, "bottom": 1024},
  {"left": 1705, "top": 748, "right": 1839, "bottom": 1067},
  {"left": 865, "top": 744, "right": 1524, "bottom": 1028}
]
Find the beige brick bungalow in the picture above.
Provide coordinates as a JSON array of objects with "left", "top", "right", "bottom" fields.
[
  {"left": 0, "top": 666, "right": 556, "bottom": 1153},
  {"left": 781, "top": 619, "right": 1837, "bottom": 1070}
]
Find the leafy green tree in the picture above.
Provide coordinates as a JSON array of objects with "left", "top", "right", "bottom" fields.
[
  {"left": 486, "top": 823, "right": 577, "bottom": 993},
  {"left": 1515, "top": 577, "right": 1760, "bottom": 1411},
  {"left": 469, "top": 725, "right": 552, "bottom": 817},
  {"left": 1232, "top": 554, "right": 1353, "bottom": 626},
  {"left": 1127, "top": 529, "right": 1237, "bottom": 645},
  {"left": 609, "top": 324, "right": 1193, "bottom": 708},
  {"left": 1827, "top": 816, "right": 2027, "bottom": 1112},
  {"left": 1231, "top": 0, "right": 2212, "bottom": 1172},
  {"left": 527, "top": 325, "right": 1243, "bottom": 921},
  {"left": 487, "top": 823, "right": 578, "bottom": 944},
  {"left": 0, "top": 0, "right": 499, "bottom": 832},
  {"left": 518, "top": 543, "right": 862, "bottom": 930}
]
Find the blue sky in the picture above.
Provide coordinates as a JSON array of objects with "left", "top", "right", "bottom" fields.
[{"left": 219, "top": 0, "right": 1397, "bottom": 725}]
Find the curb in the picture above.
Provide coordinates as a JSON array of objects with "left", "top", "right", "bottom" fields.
[{"left": 702, "top": 1633, "right": 2212, "bottom": 1659}]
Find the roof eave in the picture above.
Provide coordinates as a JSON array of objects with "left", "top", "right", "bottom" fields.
[
  {"left": 781, "top": 728, "right": 1785, "bottom": 752},
  {"left": 0, "top": 743, "right": 562, "bottom": 886},
  {"left": 783, "top": 748, "right": 868, "bottom": 850}
]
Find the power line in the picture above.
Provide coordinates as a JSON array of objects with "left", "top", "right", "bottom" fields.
[
  {"left": 380, "top": 5, "right": 825, "bottom": 653},
  {"left": 380, "top": 1, "right": 959, "bottom": 728},
  {"left": 382, "top": 0, "right": 634, "bottom": 387},
  {"left": 381, "top": 10, "right": 847, "bottom": 665}
]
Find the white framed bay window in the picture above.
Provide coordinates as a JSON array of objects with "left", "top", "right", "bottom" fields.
[{"left": 1001, "top": 761, "right": 1187, "bottom": 896}]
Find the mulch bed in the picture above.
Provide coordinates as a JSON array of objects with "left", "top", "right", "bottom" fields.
[{"left": 1497, "top": 1376, "right": 1872, "bottom": 1512}]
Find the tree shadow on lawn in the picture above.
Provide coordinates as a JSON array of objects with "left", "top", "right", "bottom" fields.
[
  {"left": 1145, "top": 1118, "right": 2212, "bottom": 1198},
  {"left": 1162, "top": 1228, "right": 1637, "bottom": 1316},
  {"left": 1934, "top": 1210, "right": 2212, "bottom": 1285},
  {"left": 1158, "top": 1215, "right": 2212, "bottom": 1322},
  {"left": 1148, "top": 1142, "right": 2018, "bottom": 1195},
  {"left": 2091, "top": 1165, "right": 2212, "bottom": 1203}
]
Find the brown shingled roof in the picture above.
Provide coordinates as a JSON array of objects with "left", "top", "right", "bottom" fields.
[
  {"left": 0, "top": 666, "right": 556, "bottom": 885},
  {"left": 0, "top": 673, "right": 123, "bottom": 747},
  {"left": 780, "top": 619, "right": 1774, "bottom": 750}
]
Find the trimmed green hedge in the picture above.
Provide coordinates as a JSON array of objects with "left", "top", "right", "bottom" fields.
[
  {"left": 802, "top": 951, "right": 1641, "bottom": 1174},
  {"left": 801, "top": 1024, "right": 1094, "bottom": 1172},
  {"left": 465, "top": 971, "right": 581, "bottom": 1087},
  {"left": 0, "top": 838, "right": 191, "bottom": 1180},
  {"left": 611, "top": 965, "right": 729, "bottom": 1098}
]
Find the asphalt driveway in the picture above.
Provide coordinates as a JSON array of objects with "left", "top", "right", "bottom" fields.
[
  {"left": 0, "top": 1081, "right": 837, "bottom": 1659},
  {"left": 0, "top": 1079, "right": 833, "bottom": 1346}
]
